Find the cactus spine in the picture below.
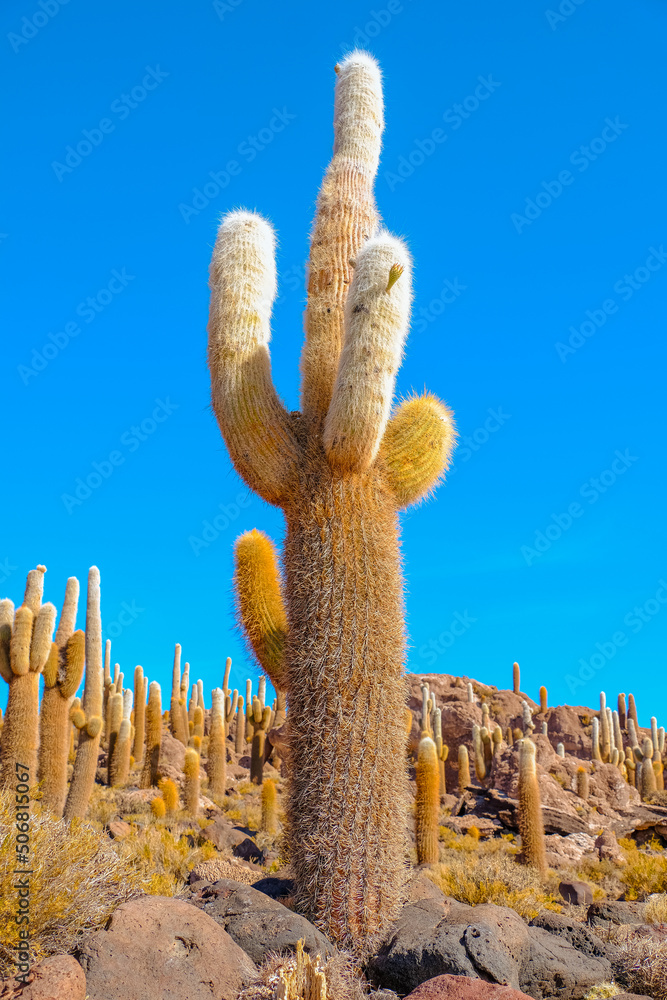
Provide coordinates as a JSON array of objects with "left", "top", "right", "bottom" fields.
[
  {"left": 140, "top": 681, "right": 162, "bottom": 788},
  {"left": 518, "top": 739, "right": 546, "bottom": 875},
  {"left": 39, "top": 577, "right": 84, "bottom": 816},
  {"left": 261, "top": 777, "right": 278, "bottom": 833},
  {"left": 208, "top": 52, "right": 455, "bottom": 950},
  {"left": 132, "top": 665, "right": 146, "bottom": 762},
  {"left": 207, "top": 687, "right": 227, "bottom": 796},
  {"left": 64, "top": 568, "right": 104, "bottom": 821},
  {"left": 0, "top": 568, "right": 56, "bottom": 789},
  {"left": 184, "top": 747, "right": 200, "bottom": 817},
  {"left": 415, "top": 736, "right": 439, "bottom": 864},
  {"left": 539, "top": 686, "right": 548, "bottom": 714},
  {"left": 458, "top": 744, "right": 471, "bottom": 794}
]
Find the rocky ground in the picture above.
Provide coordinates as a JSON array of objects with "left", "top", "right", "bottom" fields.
[{"left": 2, "top": 672, "right": 667, "bottom": 1000}]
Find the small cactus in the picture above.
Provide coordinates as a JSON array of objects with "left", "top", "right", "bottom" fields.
[
  {"left": 250, "top": 696, "right": 272, "bottom": 784},
  {"left": 261, "top": 777, "right": 278, "bottom": 833},
  {"left": 415, "top": 736, "right": 439, "bottom": 864},
  {"left": 159, "top": 776, "right": 179, "bottom": 814},
  {"left": 151, "top": 795, "right": 166, "bottom": 819},
  {"left": 556, "top": 742, "right": 565, "bottom": 758},
  {"left": 576, "top": 766, "right": 590, "bottom": 800},
  {"left": 458, "top": 744, "right": 471, "bottom": 793},
  {"left": 184, "top": 747, "right": 200, "bottom": 817},
  {"left": 539, "top": 686, "right": 548, "bottom": 714},
  {"left": 513, "top": 661, "right": 520, "bottom": 695}
]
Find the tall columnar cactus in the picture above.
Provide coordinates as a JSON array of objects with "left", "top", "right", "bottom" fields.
[
  {"left": 512, "top": 661, "right": 520, "bottom": 695},
  {"left": 102, "top": 640, "right": 112, "bottom": 744},
  {"left": 618, "top": 692, "right": 627, "bottom": 730},
  {"left": 576, "top": 766, "right": 590, "bottom": 801},
  {"left": 458, "top": 744, "right": 471, "bottom": 794},
  {"left": 261, "top": 777, "right": 278, "bottom": 833},
  {"left": 132, "top": 665, "right": 146, "bottom": 762},
  {"left": 140, "top": 681, "right": 162, "bottom": 788},
  {"left": 183, "top": 747, "right": 200, "bottom": 817},
  {"left": 64, "top": 568, "right": 104, "bottom": 821},
  {"left": 235, "top": 695, "right": 246, "bottom": 754},
  {"left": 39, "top": 577, "right": 85, "bottom": 816},
  {"left": 208, "top": 687, "right": 227, "bottom": 795},
  {"left": 628, "top": 693, "right": 639, "bottom": 732},
  {"left": 107, "top": 692, "right": 123, "bottom": 784},
  {"left": 0, "top": 567, "right": 57, "bottom": 789},
  {"left": 591, "top": 717, "right": 602, "bottom": 762},
  {"left": 207, "top": 53, "right": 455, "bottom": 950},
  {"left": 415, "top": 736, "right": 440, "bottom": 865},
  {"left": 518, "top": 739, "right": 547, "bottom": 875},
  {"left": 539, "top": 686, "right": 548, "bottom": 714}
]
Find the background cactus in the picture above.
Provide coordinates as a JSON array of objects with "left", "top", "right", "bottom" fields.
[
  {"left": 513, "top": 661, "right": 520, "bottom": 695},
  {"left": 64, "top": 567, "right": 104, "bottom": 822},
  {"left": 518, "top": 739, "right": 547, "bottom": 875},
  {"left": 132, "top": 665, "right": 146, "bottom": 762},
  {"left": 415, "top": 736, "right": 440, "bottom": 865},
  {"left": 208, "top": 687, "right": 227, "bottom": 796},
  {"left": 261, "top": 777, "right": 278, "bottom": 833},
  {"left": 207, "top": 52, "right": 455, "bottom": 949},
  {"left": 38, "top": 577, "right": 85, "bottom": 816},
  {"left": 0, "top": 567, "right": 56, "bottom": 789},
  {"left": 140, "top": 681, "right": 162, "bottom": 788},
  {"left": 159, "top": 776, "right": 179, "bottom": 815},
  {"left": 458, "top": 744, "right": 471, "bottom": 794},
  {"left": 184, "top": 747, "right": 200, "bottom": 817}
]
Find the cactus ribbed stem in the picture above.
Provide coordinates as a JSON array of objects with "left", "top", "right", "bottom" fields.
[
  {"left": 576, "top": 767, "right": 589, "bottom": 801},
  {"left": 140, "top": 682, "right": 162, "bottom": 788},
  {"left": 513, "top": 661, "right": 520, "bottom": 695},
  {"left": 64, "top": 567, "right": 103, "bottom": 821},
  {"left": 261, "top": 777, "right": 278, "bottom": 833},
  {"left": 184, "top": 748, "right": 200, "bottom": 817},
  {"left": 618, "top": 692, "right": 627, "bottom": 731},
  {"left": 208, "top": 688, "right": 227, "bottom": 796},
  {"left": 539, "top": 686, "right": 547, "bottom": 714},
  {"left": 415, "top": 736, "right": 439, "bottom": 865},
  {"left": 518, "top": 739, "right": 546, "bottom": 875},
  {"left": 132, "top": 665, "right": 146, "bottom": 762},
  {"left": 458, "top": 745, "right": 471, "bottom": 794}
]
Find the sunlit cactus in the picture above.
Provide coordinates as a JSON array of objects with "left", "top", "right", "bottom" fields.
[
  {"left": 208, "top": 51, "right": 455, "bottom": 951},
  {"left": 132, "top": 665, "right": 146, "bottom": 763},
  {"left": 0, "top": 567, "right": 56, "bottom": 790},
  {"left": 415, "top": 736, "right": 439, "bottom": 864},
  {"left": 140, "top": 682, "right": 162, "bottom": 788},
  {"left": 518, "top": 739, "right": 547, "bottom": 875},
  {"left": 261, "top": 777, "right": 278, "bottom": 833},
  {"left": 184, "top": 747, "right": 200, "bottom": 817},
  {"left": 458, "top": 744, "right": 471, "bottom": 794},
  {"left": 64, "top": 567, "right": 104, "bottom": 822}
]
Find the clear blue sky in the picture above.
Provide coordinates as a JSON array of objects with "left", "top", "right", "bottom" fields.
[{"left": 1, "top": 0, "right": 665, "bottom": 724}]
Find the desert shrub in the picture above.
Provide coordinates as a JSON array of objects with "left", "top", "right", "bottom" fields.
[
  {"left": 621, "top": 848, "right": 667, "bottom": 899},
  {"left": 615, "top": 933, "right": 667, "bottom": 1000},
  {"left": 0, "top": 792, "right": 152, "bottom": 977},
  {"left": 438, "top": 828, "right": 507, "bottom": 853},
  {"left": 428, "top": 849, "right": 562, "bottom": 919},
  {"left": 645, "top": 893, "right": 667, "bottom": 924},
  {"left": 238, "top": 943, "right": 366, "bottom": 1000},
  {"left": 584, "top": 984, "right": 623, "bottom": 999},
  {"left": 113, "top": 823, "right": 217, "bottom": 895}
]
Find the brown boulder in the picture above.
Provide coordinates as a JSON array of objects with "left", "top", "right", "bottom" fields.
[
  {"left": 404, "top": 975, "right": 535, "bottom": 1000},
  {"left": 0, "top": 955, "right": 86, "bottom": 1000},
  {"left": 77, "top": 895, "right": 256, "bottom": 1000}
]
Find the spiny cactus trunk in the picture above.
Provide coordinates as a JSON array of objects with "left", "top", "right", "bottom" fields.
[
  {"left": 39, "top": 686, "right": 71, "bottom": 815},
  {"left": 1, "top": 672, "right": 40, "bottom": 787},
  {"left": 284, "top": 463, "right": 408, "bottom": 948}
]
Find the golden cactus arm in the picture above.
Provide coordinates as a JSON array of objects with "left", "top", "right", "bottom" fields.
[
  {"left": 381, "top": 394, "right": 457, "bottom": 508},
  {"left": 234, "top": 529, "right": 288, "bottom": 690},
  {"left": 10, "top": 606, "right": 33, "bottom": 677},
  {"left": 0, "top": 599, "right": 15, "bottom": 683},
  {"left": 300, "top": 52, "right": 384, "bottom": 423},
  {"left": 22, "top": 566, "right": 46, "bottom": 615},
  {"left": 208, "top": 211, "right": 301, "bottom": 506},
  {"left": 55, "top": 576, "right": 79, "bottom": 650},
  {"left": 60, "top": 630, "right": 85, "bottom": 699},
  {"left": 30, "top": 603, "right": 56, "bottom": 673},
  {"left": 323, "top": 235, "right": 412, "bottom": 474},
  {"left": 42, "top": 642, "right": 59, "bottom": 688}
]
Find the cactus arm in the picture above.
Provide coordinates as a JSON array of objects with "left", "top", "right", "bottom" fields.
[
  {"left": 323, "top": 235, "right": 412, "bottom": 474},
  {"left": 30, "top": 603, "right": 56, "bottom": 672},
  {"left": 381, "top": 394, "right": 456, "bottom": 508},
  {"left": 22, "top": 565, "right": 46, "bottom": 615},
  {"left": 60, "top": 630, "right": 85, "bottom": 699},
  {"left": 300, "top": 52, "right": 383, "bottom": 424},
  {"left": 208, "top": 211, "right": 301, "bottom": 507},
  {"left": 55, "top": 577, "right": 79, "bottom": 650},
  {"left": 234, "top": 529, "right": 288, "bottom": 691},
  {"left": 0, "top": 599, "right": 14, "bottom": 683}
]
